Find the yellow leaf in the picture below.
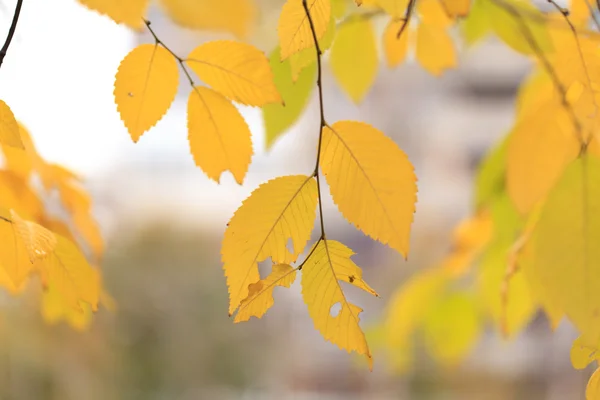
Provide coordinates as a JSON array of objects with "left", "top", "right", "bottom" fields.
[
  {"left": 77, "top": 0, "right": 149, "bottom": 30},
  {"left": 439, "top": 0, "right": 471, "bottom": 18},
  {"left": 278, "top": 0, "right": 331, "bottom": 60},
  {"left": 423, "top": 292, "right": 481, "bottom": 366},
  {"left": 0, "top": 212, "right": 35, "bottom": 286},
  {"left": 10, "top": 210, "right": 57, "bottom": 263},
  {"left": 234, "top": 263, "right": 297, "bottom": 322},
  {"left": 186, "top": 41, "right": 281, "bottom": 107},
  {"left": 40, "top": 235, "right": 101, "bottom": 312},
  {"left": 415, "top": 23, "right": 457, "bottom": 76},
  {"left": 460, "top": 0, "right": 490, "bottom": 46},
  {"left": 222, "top": 175, "right": 318, "bottom": 315},
  {"left": 114, "top": 44, "right": 179, "bottom": 142},
  {"left": 0, "top": 100, "right": 24, "bottom": 149},
  {"left": 588, "top": 368, "right": 600, "bottom": 400},
  {"left": 158, "top": 0, "right": 257, "bottom": 38},
  {"left": 485, "top": 0, "right": 551, "bottom": 55},
  {"left": 301, "top": 240, "right": 377, "bottom": 369},
  {"left": 383, "top": 19, "right": 410, "bottom": 68},
  {"left": 507, "top": 105, "right": 580, "bottom": 214},
  {"left": 384, "top": 267, "right": 447, "bottom": 348},
  {"left": 571, "top": 336, "right": 599, "bottom": 370},
  {"left": 187, "top": 86, "right": 253, "bottom": 184},
  {"left": 330, "top": 16, "right": 378, "bottom": 103},
  {"left": 42, "top": 284, "right": 93, "bottom": 331},
  {"left": 0, "top": 171, "right": 44, "bottom": 220},
  {"left": 418, "top": 0, "right": 453, "bottom": 27},
  {"left": 289, "top": 14, "right": 335, "bottom": 81},
  {"left": 376, "top": 0, "right": 410, "bottom": 18},
  {"left": 525, "top": 156, "right": 600, "bottom": 342},
  {"left": 320, "top": 121, "right": 417, "bottom": 257},
  {"left": 263, "top": 47, "right": 316, "bottom": 149}
]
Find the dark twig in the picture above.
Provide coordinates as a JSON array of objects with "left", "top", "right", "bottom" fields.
[
  {"left": 0, "top": 0, "right": 24, "bottom": 69},
  {"left": 397, "top": 0, "right": 417, "bottom": 39},
  {"left": 302, "top": 0, "right": 327, "bottom": 240},
  {"left": 143, "top": 19, "right": 196, "bottom": 88}
]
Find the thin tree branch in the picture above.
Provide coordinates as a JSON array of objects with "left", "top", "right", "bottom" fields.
[
  {"left": 397, "top": 0, "right": 417, "bottom": 39},
  {"left": 0, "top": 0, "right": 24, "bottom": 69},
  {"left": 303, "top": 0, "right": 327, "bottom": 240},
  {"left": 492, "top": 0, "right": 586, "bottom": 148},
  {"left": 143, "top": 19, "right": 196, "bottom": 88}
]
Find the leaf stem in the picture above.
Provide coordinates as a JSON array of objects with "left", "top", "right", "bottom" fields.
[
  {"left": 302, "top": 0, "right": 327, "bottom": 240},
  {"left": 143, "top": 19, "right": 197, "bottom": 88},
  {"left": 396, "top": 0, "right": 416, "bottom": 39},
  {"left": 0, "top": 0, "right": 23, "bottom": 69}
]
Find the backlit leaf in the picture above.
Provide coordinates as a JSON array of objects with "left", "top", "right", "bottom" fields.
[
  {"left": 77, "top": 0, "right": 149, "bottom": 29},
  {"left": 289, "top": 14, "right": 335, "bottom": 81},
  {"left": 187, "top": 86, "right": 253, "bottom": 184},
  {"left": 439, "top": 0, "right": 471, "bottom": 17},
  {"left": 571, "top": 336, "right": 599, "bottom": 370},
  {"left": 588, "top": 368, "right": 600, "bottom": 400},
  {"left": 524, "top": 156, "right": 600, "bottom": 342},
  {"left": 10, "top": 210, "right": 57, "bottom": 263},
  {"left": 330, "top": 16, "right": 378, "bottom": 103},
  {"left": 320, "top": 121, "right": 417, "bottom": 257},
  {"left": 301, "top": 240, "right": 377, "bottom": 369},
  {"left": 222, "top": 175, "right": 318, "bottom": 315},
  {"left": 186, "top": 41, "right": 281, "bottom": 107},
  {"left": 263, "top": 47, "right": 316, "bottom": 149},
  {"left": 159, "top": 0, "right": 257, "bottom": 38},
  {"left": 234, "top": 263, "right": 297, "bottom": 322},
  {"left": 383, "top": 19, "right": 410, "bottom": 68},
  {"left": 474, "top": 136, "right": 507, "bottom": 207},
  {"left": 114, "top": 44, "right": 179, "bottom": 142},
  {"left": 416, "top": 23, "right": 457, "bottom": 76},
  {"left": 507, "top": 105, "right": 580, "bottom": 214},
  {"left": 0, "top": 212, "right": 35, "bottom": 286},
  {"left": 0, "top": 100, "right": 23, "bottom": 149},
  {"left": 278, "top": 0, "right": 331, "bottom": 60}
]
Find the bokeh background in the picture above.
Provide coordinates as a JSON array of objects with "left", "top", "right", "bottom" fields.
[{"left": 0, "top": 0, "right": 592, "bottom": 398}]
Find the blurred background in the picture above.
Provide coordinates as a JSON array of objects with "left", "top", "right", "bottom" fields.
[{"left": 0, "top": 0, "right": 592, "bottom": 398}]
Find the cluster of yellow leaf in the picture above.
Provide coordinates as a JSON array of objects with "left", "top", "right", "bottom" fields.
[
  {"left": 372, "top": 0, "right": 600, "bottom": 393},
  {"left": 0, "top": 100, "right": 107, "bottom": 330},
  {"left": 77, "top": 0, "right": 257, "bottom": 38}
]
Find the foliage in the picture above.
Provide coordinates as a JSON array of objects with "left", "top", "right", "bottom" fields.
[{"left": 2, "top": 0, "right": 600, "bottom": 395}]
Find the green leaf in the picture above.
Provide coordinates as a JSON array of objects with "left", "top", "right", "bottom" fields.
[{"left": 262, "top": 47, "right": 316, "bottom": 149}]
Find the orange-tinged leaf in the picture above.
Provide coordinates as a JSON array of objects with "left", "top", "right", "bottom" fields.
[
  {"left": 187, "top": 86, "right": 253, "bottom": 184},
  {"left": 40, "top": 235, "right": 101, "bottom": 312},
  {"left": 418, "top": 0, "right": 453, "bottom": 27},
  {"left": 222, "top": 175, "right": 318, "bottom": 315},
  {"left": 439, "top": 0, "right": 471, "bottom": 18},
  {"left": 0, "top": 213, "right": 35, "bottom": 286},
  {"left": 114, "top": 44, "right": 179, "bottom": 142},
  {"left": 77, "top": 0, "right": 149, "bottom": 29},
  {"left": 301, "top": 240, "right": 377, "bottom": 369},
  {"left": 415, "top": 23, "right": 457, "bottom": 76},
  {"left": 158, "top": 0, "right": 257, "bottom": 38},
  {"left": 320, "top": 121, "right": 417, "bottom": 257},
  {"left": 234, "top": 263, "right": 297, "bottom": 322},
  {"left": 0, "top": 100, "right": 24, "bottom": 149},
  {"left": 186, "top": 41, "right": 281, "bottom": 107},
  {"left": 10, "top": 210, "right": 57, "bottom": 263},
  {"left": 278, "top": 0, "right": 331, "bottom": 60},
  {"left": 330, "top": 16, "right": 378, "bottom": 103},
  {"left": 507, "top": 106, "right": 580, "bottom": 214},
  {"left": 588, "top": 368, "right": 600, "bottom": 400},
  {"left": 383, "top": 19, "right": 410, "bottom": 68}
]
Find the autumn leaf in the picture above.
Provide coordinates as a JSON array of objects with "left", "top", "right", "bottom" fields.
[
  {"left": 234, "top": 263, "right": 297, "bottom": 322},
  {"left": 507, "top": 105, "right": 580, "bottom": 214},
  {"left": 187, "top": 86, "right": 253, "bottom": 184},
  {"left": 415, "top": 23, "right": 457, "bottom": 76},
  {"left": 0, "top": 210, "right": 38, "bottom": 286},
  {"left": 263, "top": 47, "right": 316, "bottom": 149},
  {"left": 320, "top": 121, "right": 417, "bottom": 257},
  {"left": 439, "top": 0, "right": 471, "bottom": 17},
  {"left": 289, "top": 14, "right": 335, "bottom": 81},
  {"left": 278, "top": 0, "right": 331, "bottom": 60},
  {"left": 588, "top": 368, "right": 600, "bottom": 400},
  {"left": 383, "top": 19, "right": 410, "bottom": 68},
  {"left": 330, "top": 16, "right": 378, "bottom": 103},
  {"left": 0, "top": 100, "right": 24, "bottom": 149},
  {"left": 222, "top": 175, "right": 318, "bottom": 315},
  {"left": 114, "top": 44, "right": 179, "bottom": 142},
  {"left": 77, "top": 0, "right": 149, "bottom": 30},
  {"left": 301, "top": 240, "right": 378, "bottom": 369},
  {"left": 523, "top": 155, "right": 600, "bottom": 342},
  {"left": 570, "top": 336, "right": 600, "bottom": 370},
  {"left": 186, "top": 41, "right": 281, "bottom": 107},
  {"left": 10, "top": 210, "right": 57, "bottom": 263},
  {"left": 158, "top": 0, "right": 257, "bottom": 38}
]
